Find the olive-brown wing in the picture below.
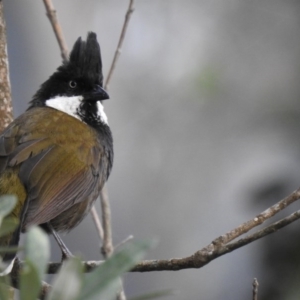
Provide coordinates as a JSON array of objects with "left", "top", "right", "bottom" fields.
[
  {"left": 0, "top": 107, "right": 106, "bottom": 228},
  {"left": 20, "top": 145, "right": 103, "bottom": 227}
]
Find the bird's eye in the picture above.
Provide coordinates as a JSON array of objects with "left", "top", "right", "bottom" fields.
[{"left": 69, "top": 80, "right": 77, "bottom": 88}]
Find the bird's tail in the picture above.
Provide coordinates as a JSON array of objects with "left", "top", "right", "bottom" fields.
[{"left": 0, "top": 171, "right": 27, "bottom": 275}]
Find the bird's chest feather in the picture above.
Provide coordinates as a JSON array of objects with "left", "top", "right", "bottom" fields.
[
  {"left": 36, "top": 108, "right": 95, "bottom": 141},
  {"left": 16, "top": 107, "right": 101, "bottom": 162}
]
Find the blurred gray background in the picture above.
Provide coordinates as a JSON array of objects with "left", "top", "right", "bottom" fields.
[{"left": 4, "top": 0, "right": 300, "bottom": 299}]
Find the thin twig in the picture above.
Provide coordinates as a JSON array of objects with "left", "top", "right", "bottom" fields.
[
  {"left": 42, "top": 0, "right": 69, "bottom": 62},
  {"left": 212, "top": 188, "right": 300, "bottom": 245},
  {"left": 252, "top": 278, "right": 259, "bottom": 300},
  {"left": 214, "top": 208, "right": 300, "bottom": 257},
  {"left": 101, "top": 1, "right": 135, "bottom": 295},
  {"left": 100, "top": 185, "right": 113, "bottom": 258},
  {"left": 90, "top": 206, "right": 104, "bottom": 240},
  {"left": 114, "top": 235, "right": 134, "bottom": 251},
  {"left": 11, "top": 258, "right": 51, "bottom": 300},
  {"left": 104, "top": 0, "right": 135, "bottom": 90},
  {"left": 45, "top": 188, "right": 300, "bottom": 274},
  {"left": 42, "top": 0, "right": 105, "bottom": 246},
  {"left": 117, "top": 284, "right": 127, "bottom": 300},
  {"left": 43, "top": 1, "right": 135, "bottom": 299},
  {"left": 100, "top": 5, "right": 135, "bottom": 298},
  {"left": 0, "top": 0, "right": 13, "bottom": 131}
]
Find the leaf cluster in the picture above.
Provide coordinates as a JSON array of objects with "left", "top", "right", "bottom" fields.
[{"left": 0, "top": 195, "right": 169, "bottom": 300}]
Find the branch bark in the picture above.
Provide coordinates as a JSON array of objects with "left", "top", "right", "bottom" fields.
[
  {"left": 42, "top": 1, "right": 136, "bottom": 300},
  {"left": 11, "top": 259, "right": 51, "bottom": 300},
  {"left": 44, "top": 188, "right": 300, "bottom": 274},
  {"left": 42, "top": 0, "right": 68, "bottom": 62},
  {"left": 0, "top": 0, "right": 13, "bottom": 132},
  {"left": 42, "top": 0, "right": 105, "bottom": 247},
  {"left": 5, "top": 0, "right": 300, "bottom": 298},
  {"left": 104, "top": 0, "right": 135, "bottom": 91},
  {"left": 252, "top": 278, "right": 259, "bottom": 300},
  {"left": 0, "top": 2, "right": 50, "bottom": 298}
]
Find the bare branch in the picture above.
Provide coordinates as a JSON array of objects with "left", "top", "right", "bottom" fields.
[
  {"left": 213, "top": 188, "right": 300, "bottom": 245},
  {"left": 114, "top": 235, "right": 134, "bottom": 251},
  {"left": 104, "top": 0, "right": 135, "bottom": 90},
  {"left": 44, "top": 188, "right": 300, "bottom": 274},
  {"left": 42, "top": 1, "right": 132, "bottom": 299},
  {"left": 100, "top": 1, "right": 136, "bottom": 294},
  {"left": 100, "top": 184, "right": 113, "bottom": 258},
  {"left": 11, "top": 259, "right": 51, "bottom": 300},
  {"left": 42, "top": 0, "right": 69, "bottom": 62},
  {"left": 252, "top": 278, "right": 259, "bottom": 300},
  {"left": 218, "top": 208, "right": 300, "bottom": 255},
  {"left": 42, "top": 0, "right": 106, "bottom": 247},
  {"left": 130, "top": 193, "right": 300, "bottom": 272},
  {"left": 0, "top": 1, "right": 13, "bottom": 131},
  {"left": 90, "top": 206, "right": 104, "bottom": 241}
]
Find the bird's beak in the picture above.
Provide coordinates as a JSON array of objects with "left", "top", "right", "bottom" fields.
[{"left": 87, "top": 85, "right": 109, "bottom": 101}]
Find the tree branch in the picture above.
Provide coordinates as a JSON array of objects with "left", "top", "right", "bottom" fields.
[
  {"left": 104, "top": 0, "right": 135, "bottom": 91},
  {"left": 42, "top": 1, "right": 136, "bottom": 300},
  {"left": 100, "top": 185, "right": 113, "bottom": 258},
  {"left": 11, "top": 259, "right": 51, "bottom": 300},
  {"left": 43, "top": 188, "right": 300, "bottom": 274},
  {"left": 90, "top": 204, "right": 104, "bottom": 240},
  {"left": 42, "top": 0, "right": 105, "bottom": 247},
  {"left": 42, "top": 0, "right": 69, "bottom": 62},
  {"left": 0, "top": 0, "right": 13, "bottom": 132},
  {"left": 9, "top": 148, "right": 292, "bottom": 296},
  {"left": 213, "top": 188, "right": 300, "bottom": 245},
  {"left": 252, "top": 278, "right": 259, "bottom": 300}
]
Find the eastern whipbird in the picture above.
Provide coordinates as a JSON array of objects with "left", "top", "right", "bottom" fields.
[{"left": 0, "top": 32, "right": 113, "bottom": 273}]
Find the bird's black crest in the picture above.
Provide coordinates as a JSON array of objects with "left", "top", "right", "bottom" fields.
[
  {"left": 30, "top": 32, "right": 105, "bottom": 107},
  {"left": 66, "top": 32, "right": 104, "bottom": 86}
]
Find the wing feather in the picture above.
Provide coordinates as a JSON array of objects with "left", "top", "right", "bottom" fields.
[{"left": 0, "top": 107, "right": 109, "bottom": 230}]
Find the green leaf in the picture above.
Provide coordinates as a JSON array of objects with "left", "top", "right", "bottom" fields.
[
  {"left": 79, "top": 240, "right": 153, "bottom": 300},
  {"left": 25, "top": 226, "right": 50, "bottom": 280},
  {"left": 46, "top": 257, "right": 83, "bottom": 300},
  {"left": 20, "top": 259, "right": 41, "bottom": 300},
  {"left": 0, "top": 218, "right": 19, "bottom": 237},
  {"left": 0, "top": 284, "right": 8, "bottom": 300},
  {"left": 19, "top": 226, "right": 50, "bottom": 300},
  {"left": 0, "top": 195, "right": 17, "bottom": 226},
  {"left": 130, "top": 289, "right": 173, "bottom": 300}
]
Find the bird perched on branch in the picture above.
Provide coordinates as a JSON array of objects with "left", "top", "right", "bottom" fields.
[{"left": 0, "top": 32, "right": 113, "bottom": 273}]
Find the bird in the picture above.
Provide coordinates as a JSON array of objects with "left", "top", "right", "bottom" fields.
[{"left": 0, "top": 32, "right": 113, "bottom": 272}]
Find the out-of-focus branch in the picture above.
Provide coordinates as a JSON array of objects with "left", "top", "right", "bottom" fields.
[
  {"left": 100, "top": 0, "right": 136, "bottom": 255},
  {"left": 11, "top": 259, "right": 51, "bottom": 300},
  {"left": 100, "top": 185, "right": 113, "bottom": 258},
  {"left": 101, "top": 2, "right": 135, "bottom": 298},
  {"left": 42, "top": 0, "right": 69, "bottom": 62},
  {"left": 0, "top": 3, "right": 50, "bottom": 299},
  {"left": 0, "top": 2, "right": 16, "bottom": 298},
  {"left": 104, "top": 0, "right": 135, "bottom": 91},
  {"left": 90, "top": 204, "right": 104, "bottom": 240},
  {"left": 252, "top": 278, "right": 258, "bottom": 300},
  {"left": 42, "top": 0, "right": 105, "bottom": 245},
  {"left": 0, "top": 0, "right": 13, "bottom": 132},
  {"left": 42, "top": 1, "right": 134, "bottom": 299}
]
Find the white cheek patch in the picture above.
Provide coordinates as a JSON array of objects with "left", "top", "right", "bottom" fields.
[
  {"left": 45, "top": 95, "right": 83, "bottom": 121},
  {"left": 45, "top": 95, "right": 109, "bottom": 125},
  {"left": 97, "top": 102, "right": 108, "bottom": 125}
]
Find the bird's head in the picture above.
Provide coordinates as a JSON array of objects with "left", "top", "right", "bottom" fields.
[{"left": 30, "top": 32, "right": 109, "bottom": 125}]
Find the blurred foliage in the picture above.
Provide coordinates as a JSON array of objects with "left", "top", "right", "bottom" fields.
[
  {"left": 0, "top": 195, "right": 169, "bottom": 300},
  {"left": 194, "top": 66, "right": 220, "bottom": 99}
]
